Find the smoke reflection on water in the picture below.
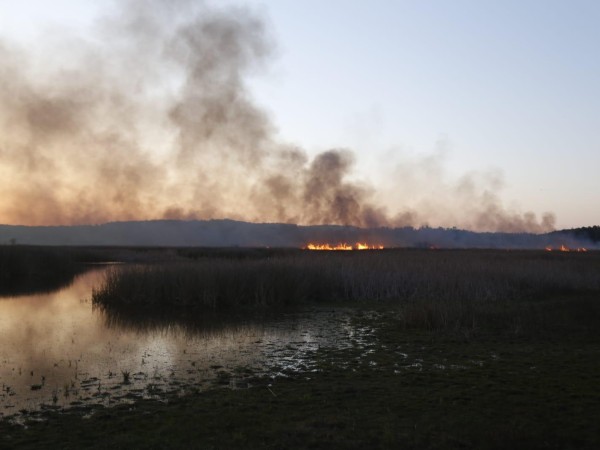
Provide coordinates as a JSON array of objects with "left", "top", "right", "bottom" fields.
[{"left": 0, "top": 268, "right": 358, "bottom": 420}]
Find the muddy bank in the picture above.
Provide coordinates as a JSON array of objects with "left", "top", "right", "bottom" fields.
[{"left": 1, "top": 306, "right": 599, "bottom": 449}]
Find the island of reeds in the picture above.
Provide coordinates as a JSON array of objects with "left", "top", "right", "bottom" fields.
[{"left": 92, "top": 249, "right": 600, "bottom": 336}]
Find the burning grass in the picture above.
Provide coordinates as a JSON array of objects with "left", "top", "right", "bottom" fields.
[
  {"left": 92, "top": 249, "right": 600, "bottom": 336},
  {"left": 304, "top": 242, "right": 384, "bottom": 250}
]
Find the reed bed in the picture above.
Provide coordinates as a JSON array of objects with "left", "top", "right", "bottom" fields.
[
  {"left": 0, "top": 245, "right": 192, "bottom": 296},
  {"left": 0, "top": 245, "right": 87, "bottom": 296},
  {"left": 92, "top": 250, "right": 600, "bottom": 335}
]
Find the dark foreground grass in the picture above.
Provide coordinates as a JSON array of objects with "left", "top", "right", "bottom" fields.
[{"left": 1, "top": 302, "right": 599, "bottom": 450}]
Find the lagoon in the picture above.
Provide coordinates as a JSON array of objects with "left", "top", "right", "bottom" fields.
[{"left": 0, "top": 268, "right": 362, "bottom": 421}]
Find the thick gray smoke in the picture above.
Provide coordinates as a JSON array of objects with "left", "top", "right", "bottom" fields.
[{"left": 0, "top": 0, "right": 555, "bottom": 232}]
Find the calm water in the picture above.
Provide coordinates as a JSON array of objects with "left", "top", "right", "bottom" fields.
[{"left": 0, "top": 268, "right": 365, "bottom": 420}]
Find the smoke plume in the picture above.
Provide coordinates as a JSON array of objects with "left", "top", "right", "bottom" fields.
[{"left": 0, "top": 0, "right": 554, "bottom": 232}]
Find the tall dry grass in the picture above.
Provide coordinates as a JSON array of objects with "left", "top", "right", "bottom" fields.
[
  {"left": 92, "top": 250, "right": 600, "bottom": 335},
  {"left": 0, "top": 245, "right": 87, "bottom": 296}
]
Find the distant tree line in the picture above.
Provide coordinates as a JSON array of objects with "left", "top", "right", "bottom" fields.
[{"left": 553, "top": 226, "right": 600, "bottom": 243}]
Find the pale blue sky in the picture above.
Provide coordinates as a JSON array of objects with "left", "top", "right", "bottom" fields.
[
  {"left": 1, "top": 1, "right": 599, "bottom": 228},
  {"left": 245, "top": 0, "right": 600, "bottom": 229}
]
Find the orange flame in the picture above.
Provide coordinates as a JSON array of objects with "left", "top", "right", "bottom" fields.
[
  {"left": 305, "top": 242, "right": 384, "bottom": 251},
  {"left": 545, "top": 245, "right": 587, "bottom": 252},
  {"left": 356, "top": 242, "right": 384, "bottom": 250}
]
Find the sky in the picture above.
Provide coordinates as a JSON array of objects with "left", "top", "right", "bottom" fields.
[{"left": 0, "top": 0, "right": 598, "bottom": 230}]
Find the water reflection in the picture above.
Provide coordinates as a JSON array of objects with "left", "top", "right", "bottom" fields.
[
  {"left": 0, "top": 268, "right": 357, "bottom": 420},
  {"left": 96, "top": 302, "right": 275, "bottom": 336}
]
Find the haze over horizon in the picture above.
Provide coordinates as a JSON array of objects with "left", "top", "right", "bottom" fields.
[{"left": 1, "top": 1, "right": 598, "bottom": 231}]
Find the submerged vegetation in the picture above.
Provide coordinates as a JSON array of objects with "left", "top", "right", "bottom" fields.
[{"left": 2, "top": 300, "right": 600, "bottom": 449}]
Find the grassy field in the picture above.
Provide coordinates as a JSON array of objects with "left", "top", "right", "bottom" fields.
[{"left": 1, "top": 248, "right": 600, "bottom": 449}]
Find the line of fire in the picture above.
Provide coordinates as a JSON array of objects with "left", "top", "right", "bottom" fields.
[
  {"left": 545, "top": 245, "right": 588, "bottom": 252},
  {"left": 304, "top": 243, "right": 385, "bottom": 251},
  {"left": 303, "top": 243, "right": 588, "bottom": 251}
]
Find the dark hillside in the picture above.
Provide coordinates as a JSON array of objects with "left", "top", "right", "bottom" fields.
[
  {"left": 552, "top": 226, "right": 600, "bottom": 243},
  {"left": 2, "top": 220, "right": 598, "bottom": 249}
]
